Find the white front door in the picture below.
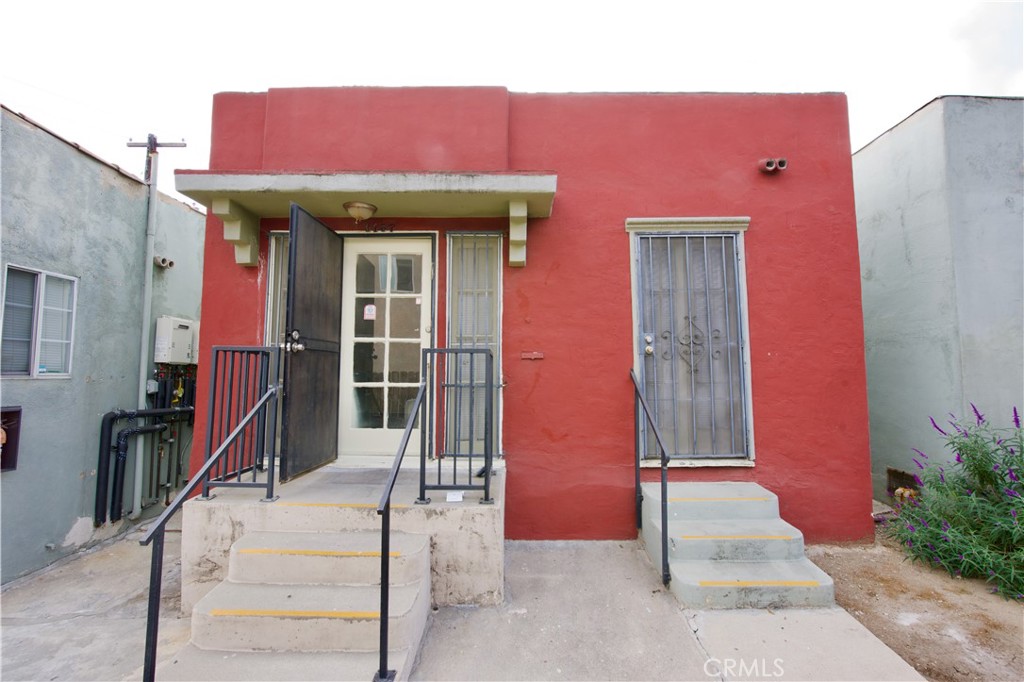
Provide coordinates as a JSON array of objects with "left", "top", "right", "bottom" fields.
[{"left": 339, "top": 238, "right": 432, "bottom": 456}]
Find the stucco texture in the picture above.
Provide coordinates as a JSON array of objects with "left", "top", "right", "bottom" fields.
[
  {"left": 854, "top": 96, "right": 1024, "bottom": 499},
  {"left": 188, "top": 87, "right": 873, "bottom": 544},
  {"left": 0, "top": 108, "right": 205, "bottom": 582}
]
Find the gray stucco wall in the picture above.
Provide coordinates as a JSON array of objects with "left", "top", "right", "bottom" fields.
[
  {"left": 944, "top": 98, "right": 1024, "bottom": 415},
  {"left": 0, "top": 108, "right": 205, "bottom": 582},
  {"left": 855, "top": 96, "right": 1024, "bottom": 499}
]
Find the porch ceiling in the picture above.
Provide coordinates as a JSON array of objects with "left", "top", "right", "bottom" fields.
[{"left": 174, "top": 170, "right": 558, "bottom": 219}]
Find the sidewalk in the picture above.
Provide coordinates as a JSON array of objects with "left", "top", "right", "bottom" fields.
[
  {"left": 413, "top": 542, "right": 922, "bottom": 682},
  {"left": 1, "top": 532, "right": 923, "bottom": 681}
]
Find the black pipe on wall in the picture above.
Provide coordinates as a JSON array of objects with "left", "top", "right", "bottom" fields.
[
  {"left": 110, "top": 423, "right": 168, "bottom": 522},
  {"left": 94, "top": 407, "right": 194, "bottom": 526}
]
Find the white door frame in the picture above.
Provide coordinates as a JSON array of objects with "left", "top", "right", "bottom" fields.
[{"left": 338, "top": 236, "right": 435, "bottom": 458}]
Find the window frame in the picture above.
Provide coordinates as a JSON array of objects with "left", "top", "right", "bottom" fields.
[
  {"left": 446, "top": 232, "right": 504, "bottom": 455},
  {"left": 626, "top": 217, "right": 756, "bottom": 467},
  {"left": 1, "top": 264, "right": 79, "bottom": 378}
]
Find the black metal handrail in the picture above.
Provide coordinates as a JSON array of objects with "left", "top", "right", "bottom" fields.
[
  {"left": 138, "top": 346, "right": 280, "bottom": 682},
  {"left": 630, "top": 368, "right": 672, "bottom": 586},
  {"left": 419, "top": 348, "right": 494, "bottom": 504},
  {"left": 374, "top": 382, "right": 427, "bottom": 682}
]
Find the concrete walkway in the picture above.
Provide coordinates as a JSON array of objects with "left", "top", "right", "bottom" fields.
[
  {"left": 1, "top": 531, "right": 922, "bottom": 682},
  {"left": 414, "top": 542, "right": 922, "bottom": 682},
  {"left": 0, "top": 521, "right": 190, "bottom": 682}
]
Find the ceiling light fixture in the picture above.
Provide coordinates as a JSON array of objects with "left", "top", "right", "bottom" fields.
[{"left": 343, "top": 201, "right": 377, "bottom": 222}]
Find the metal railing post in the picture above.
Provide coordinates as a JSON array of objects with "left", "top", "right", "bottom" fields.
[
  {"left": 142, "top": 528, "right": 164, "bottom": 682},
  {"left": 635, "top": 390, "right": 642, "bottom": 529},
  {"left": 661, "top": 454, "right": 670, "bottom": 586},
  {"left": 376, "top": 382, "right": 425, "bottom": 682},
  {"left": 631, "top": 369, "right": 672, "bottom": 586},
  {"left": 374, "top": 500, "right": 395, "bottom": 682},
  {"left": 483, "top": 350, "right": 494, "bottom": 503}
]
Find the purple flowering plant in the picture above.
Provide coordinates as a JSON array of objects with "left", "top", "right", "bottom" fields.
[{"left": 886, "top": 405, "right": 1024, "bottom": 600}]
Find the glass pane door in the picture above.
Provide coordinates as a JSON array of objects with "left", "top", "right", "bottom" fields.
[{"left": 340, "top": 238, "right": 432, "bottom": 456}]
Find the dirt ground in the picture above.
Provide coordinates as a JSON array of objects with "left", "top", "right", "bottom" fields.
[{"left": 807, "top": 525, "right": 1023, "bottom": 682}]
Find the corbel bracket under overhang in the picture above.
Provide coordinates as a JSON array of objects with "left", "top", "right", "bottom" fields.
[
  {"left": 212, "top": 198, "right": 259, "bottom": 266},
  {"left": 508, "top": 200, "right": 528, "bottom": 267}
]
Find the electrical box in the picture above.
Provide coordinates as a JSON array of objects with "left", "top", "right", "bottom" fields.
[{"left": 154, "top": 316, "right": 197, "bottom": 364}]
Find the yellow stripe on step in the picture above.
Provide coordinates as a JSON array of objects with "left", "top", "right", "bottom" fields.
[
  {"left": 238, "top": 548, "right": 400, "bottom": 557},
  {"left": 679, "top": 535, "right": 793, "bottom": 540},
  {"left": 276, "top": 502, "right": 409, "bottom": 509},
  {"left": 210, "top": 608, "right": 379, "bottom": 619},
  {"left": 669, "top": 497, "right": 770, "bottom": 502},
  {"left": 698, "top": 580, "right": 819, "bottom": 587}
]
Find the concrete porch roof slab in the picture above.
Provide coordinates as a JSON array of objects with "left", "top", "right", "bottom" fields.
[{"left": 174, "top": 170, "right": 558, "bottom": 219}]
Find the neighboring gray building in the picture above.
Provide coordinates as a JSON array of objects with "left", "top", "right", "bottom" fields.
[
  {"left": 854, "top": 96, "right": 1024, "bottom": 499},
  {"left": 0, "top": 105, "right": 204, "bottom": 582}
]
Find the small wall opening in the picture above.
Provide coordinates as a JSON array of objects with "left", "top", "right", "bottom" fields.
[
  {"left": 886, "top": 466, "right": 919, "bottom": 498},
  {"left": 1, "top": 406, "right": 22, "bottom": 472}
]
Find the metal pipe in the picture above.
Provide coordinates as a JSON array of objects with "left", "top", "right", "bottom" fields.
[
  {"left": 94, "top": 411, "right": 120, "bottom": 526},
  {"left": 142, "top": 528, "right": 165, "bottom": 682},
  {"left": 132, "top": 137, "right": 159, "bottom": 520},
  {"left": 94, "top": 407, "right": 194, "bottom": 526},
  {"left": 112, "top": 423, "right": 168, "bottom": 522}
]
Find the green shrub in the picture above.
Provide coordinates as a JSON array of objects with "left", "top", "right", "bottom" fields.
[{"left": 885, "top": 405, "right": 1024, "bottom": 600}]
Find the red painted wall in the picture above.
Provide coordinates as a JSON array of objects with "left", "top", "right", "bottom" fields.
[{"left": 186, "top": 87, "right": 873, "bottom": 543}]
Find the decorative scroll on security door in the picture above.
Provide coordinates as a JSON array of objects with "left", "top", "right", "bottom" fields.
[{"left": 636, "top": 234, "right": 749, "bottom": 459}]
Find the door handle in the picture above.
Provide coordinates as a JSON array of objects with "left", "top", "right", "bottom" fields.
[{"left": 284, "top": 329, "right": 304, "bottom": 353}]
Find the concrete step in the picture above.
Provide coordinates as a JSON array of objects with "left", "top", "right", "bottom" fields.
[
  {"left": 228, "top": 531, "right": 429, "bottom": 586},
  {"left": 649, "top": 517, "right": 807, "bottom": 562},
  {"left": 157, "top": 644, "right": 410, "bottom": 681},
  {"left": 641, "top": 481, "right": 780, "bottom": 520},
  {"left": 669, "top": 558, "right": 835, "bottom": 609},
  {"left": 640, "top": 481, "right": 834, "bottom": 609},
  {"left": 191, "top": 580, "right": 428, "bottom": 653}
]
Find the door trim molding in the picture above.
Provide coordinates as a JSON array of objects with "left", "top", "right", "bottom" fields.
[
  {"left": 626, "top": 218, "right": 756, "bottom": 463},
  {"left": 338, "top": 236, "right": 436, "bottom": 457},
  {"left": 625, "top": 216, "right": 750, "bottom": 232}
]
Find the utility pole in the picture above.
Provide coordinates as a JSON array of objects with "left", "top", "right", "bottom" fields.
[{"left": 126, "top": 134, "right": 186, "bottom": 520}]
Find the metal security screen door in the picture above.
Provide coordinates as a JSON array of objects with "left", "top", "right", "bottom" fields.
[
  {"left": 339, "top": 238, "right": 433, "bottom": 456},
  {"left": 280, "top": 204, "right": 343, "bottom": 480},
  {"left": 636, "top": 234, "right": 749, "bottom": 459},
  {"left": 447, "top": 234, "right": 502, "bottom": 456}
]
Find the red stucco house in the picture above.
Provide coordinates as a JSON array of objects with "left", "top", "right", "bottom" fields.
[{"left": 175, "top": 86, "right": 873, "bottom": 545}]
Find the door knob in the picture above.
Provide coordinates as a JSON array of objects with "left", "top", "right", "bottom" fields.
[{"left": 644, "top": 345, "right": 654, "bottom": 356}]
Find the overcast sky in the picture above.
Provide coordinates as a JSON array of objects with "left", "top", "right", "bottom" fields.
[{"left": 2, "top": 0, "right": 1021, "bottom": 205}]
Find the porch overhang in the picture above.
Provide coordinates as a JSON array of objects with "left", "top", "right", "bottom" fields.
[{"left": 175, "top": 170, "right": 557, "bottom": 267}]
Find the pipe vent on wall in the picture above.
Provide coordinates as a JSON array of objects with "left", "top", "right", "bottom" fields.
[{"left": 758, "top": 158, "right": 788, "bottom": 173}]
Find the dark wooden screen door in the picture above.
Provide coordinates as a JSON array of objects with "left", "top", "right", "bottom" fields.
[{"left": 279, "top": 204, "right": 343, "bottom": 481}]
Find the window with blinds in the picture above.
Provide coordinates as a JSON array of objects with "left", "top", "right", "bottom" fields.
[{"left": 2, "top": 266, "right": 77, "bottom": 376}]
